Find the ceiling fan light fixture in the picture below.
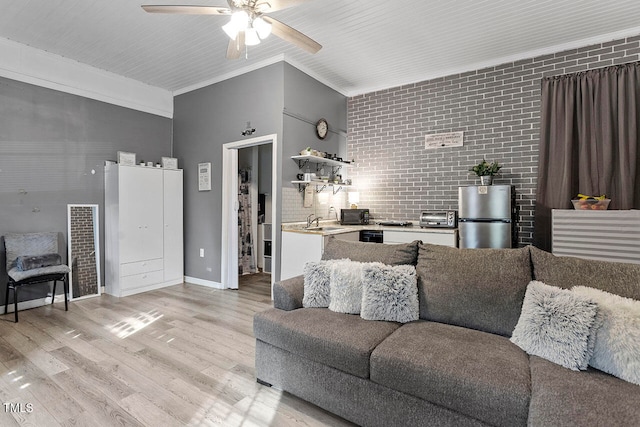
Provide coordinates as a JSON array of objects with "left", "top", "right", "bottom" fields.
[
  {"left": 253, "top": 17, "right": 272, "bottom": 39},
  {"left": 230, "top": 10, "right": 249, "bottom": 29},
  {"left": 245, "top": 27, "right": 261, "bottom": 46},
  {"left": 222, "top": 21, "right": 239, "bottom": 40},
  {"left": 222, "top": 10, "right": 249, "bottom": 40}
]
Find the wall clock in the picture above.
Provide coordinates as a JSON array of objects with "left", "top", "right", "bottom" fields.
[{"left": 315, "top": 118, "right": 328, "bottom": 140}]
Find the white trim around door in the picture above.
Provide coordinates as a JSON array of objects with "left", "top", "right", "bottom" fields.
[{"left": 221, "top": 133, "right": 280, "bottom": 293}]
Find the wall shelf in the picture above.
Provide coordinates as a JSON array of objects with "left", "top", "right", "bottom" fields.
[
  {"left": 291, "top": 181, "right": 351, "bottom": 194},
  {"left": 291, "top": 155, "right": 352, "bottom": 194}
]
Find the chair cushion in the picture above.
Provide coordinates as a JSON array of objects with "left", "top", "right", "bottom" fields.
[
  {"left": 8, "top": 265, "right": 70, "bottom": 283},
  {"left": 416, "top": 244, "right": 532, "bottom": 336},
  {"left": 528, "top": 355, "right": 640, "bottom": 427},
  {"left": 4, "top": 232, "right": 59, "bottom": 270},
  {"left": 253, "top": 307, "right": 400, "bottom": 378},
  {"left": 322, "top": 236, "right": 419, "bottom": 265},
  {"left": 371, "top": 321, "right": 531, "bottom": 427}
]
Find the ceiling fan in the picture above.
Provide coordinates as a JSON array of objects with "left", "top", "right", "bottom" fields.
[{"left": 141, "top": 0, "right": 322, "bottom": 59}]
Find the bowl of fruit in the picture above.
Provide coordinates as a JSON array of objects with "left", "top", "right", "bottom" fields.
[{"left": 571, "top": 194, "right": 610, "bottom": 210}]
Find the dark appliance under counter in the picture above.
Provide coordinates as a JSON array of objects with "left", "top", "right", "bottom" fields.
[{"left": 359, "top": 229, "right": 383, "bottom": 243}]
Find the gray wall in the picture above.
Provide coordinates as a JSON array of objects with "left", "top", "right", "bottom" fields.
[
  {"left": 347, "top": 34, "right": 640, "bottom": 246},
  {"left": 173, "top": 61, "right": 347, "bottom": 284},
  {"left": 173, "top": 63, "right": 285, "bottom": 283},
  {"left": 283, "top": 63, "right": 347, "bottom": 181},
  {"left": 0, "top": 76, "right": 172, "bottom": 304}
]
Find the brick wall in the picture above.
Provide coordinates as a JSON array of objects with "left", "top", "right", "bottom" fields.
[
  {"left": 70, "top": 206, "right": 98, "bottom": 296},
  {"left": 347, "top": 35, "right": 640, "bottom": 246}
]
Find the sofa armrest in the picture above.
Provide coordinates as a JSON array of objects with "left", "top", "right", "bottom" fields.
[{"left": 273, "top": 275, "right": 304, "bottom": 310}]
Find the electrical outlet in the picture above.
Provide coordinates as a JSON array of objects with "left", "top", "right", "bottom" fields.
[
  {"left": 206, "top": 267, "right": 212, "bottom": 272},
  {"left": 199, "top": 248, "right": 204, "bottom": 257}
]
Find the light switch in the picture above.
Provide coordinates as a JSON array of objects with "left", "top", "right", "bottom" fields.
[{"left": 199, "top": 248, "right": 204, "bottom": 257}]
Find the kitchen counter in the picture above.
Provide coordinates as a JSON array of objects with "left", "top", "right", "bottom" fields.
[
  {"left": 282, "top": 221, "right": 458, "bottom": 236},
  {"left": 280, "top": 221, "right": 459, "bottom": 280}
]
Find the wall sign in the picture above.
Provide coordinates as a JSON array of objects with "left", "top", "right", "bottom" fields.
[
  {"left": 425, "top": 131, "right": 464, "bottom": 149},
  {"left": 162, "top": 157, "right": 178, "bottom": 169},
  {"left": 198, "top": 162, "right": 211, "bottom": 191},
  {"left": 117, "top": 151, "right": 136, "bottom": 165}
]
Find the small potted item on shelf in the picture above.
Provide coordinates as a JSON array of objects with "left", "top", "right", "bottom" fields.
[
  {"left": 469, "top": 159, "right": 502, "bottom": 185},
  {"left": 300, "top": 147, "right": 313, "bottom": 156}
]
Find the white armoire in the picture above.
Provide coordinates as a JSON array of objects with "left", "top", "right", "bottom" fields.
[{"left": 104, "top": 163, "right": 184, "bottom": 297}]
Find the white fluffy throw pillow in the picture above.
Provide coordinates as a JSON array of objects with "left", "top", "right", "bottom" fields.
[
  {"left": 361, "top": 263, "right": 419, "bottom": 323},
  {"left": 329, "top": 260, "right": 364, "bottom": 314},
  {"left": 510, "top": 281, "right": 600, "bottom": 371},
  {"left": 302, "top": 260, "right": 337, "bottom": 308},
  {"left": 572, "top": 286, "right": 640, "bottom": 385}
]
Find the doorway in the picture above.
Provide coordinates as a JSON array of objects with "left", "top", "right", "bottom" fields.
[{"left": 221, "top": 133, "right": 280, "bottom": 293}]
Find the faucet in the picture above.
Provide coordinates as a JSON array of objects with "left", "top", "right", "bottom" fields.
[
  {"left": 306, "top": 214, "right": 322, "bottom": 228},
  {"left": 328, "top": 206, "right": 339, "bottom": 222}
]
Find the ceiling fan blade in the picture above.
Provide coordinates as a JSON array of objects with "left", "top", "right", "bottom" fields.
[
  {"left": 263, "top": 16, "right": 321, "bottom": 54},
  {"left": 226, "top": 32, "right": 245, "bottom": 59},
  {"left": 255, "top": 0, "right": 309, "bottom": 13},
  {"left": 141, "top": 5, "right": 231, "bottom": 15}
]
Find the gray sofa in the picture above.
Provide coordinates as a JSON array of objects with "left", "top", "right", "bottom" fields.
[{"left": 253, "top": 239, "right": 640, "bottom": 427}]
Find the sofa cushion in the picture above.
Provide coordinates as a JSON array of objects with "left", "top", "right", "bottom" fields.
[
  {"left": 329, "top": 260, "right": 364, "bottom": 314},
  {"left": 416, "top": 244, "right": 532, "bottom": 336},
  {"left": 528, "top": 355, "right": 640, "bottom": 427},
  {"left": 322, "top": 236, "right": 419, "bottom": 265},
  {"left": 302, "top": 260, "right": 335, "bottom": 308},
  {"left": 530, "top": 245, "right": 640, "bottom": 300},
  {"left": 510, "top": 281, "right": 600, "bottom": 371},
  {"left": 361, "top": 263, "right": 419, "bottom": 323},
  {"left": 253, "top": 307, "right": 400, "bottom": 379},
  {"left": 572, "top": 286, "right": 640, "bottom": 385},
  {"left": 371, "top": 321, "right": 530, "bottom": 427}
]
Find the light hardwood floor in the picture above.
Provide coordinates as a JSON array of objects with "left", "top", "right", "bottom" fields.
[{"left": 0, "top": 274, "right": 354, "bottom": 426}]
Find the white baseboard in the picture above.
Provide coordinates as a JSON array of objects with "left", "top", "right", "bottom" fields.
[
  {"left": 3, "top": 295, "right": 66, "bottom": 314},
  {"left": 184, "top": 276, "right": 224, "bottom": 289}
]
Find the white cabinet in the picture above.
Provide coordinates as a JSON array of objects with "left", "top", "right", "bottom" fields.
[
  {"left": 163, "top": 169, "right": 184, "bottom": 282},
  {"left": 552, "top": 209, "right": 640, "bottom": 264},
  {"left": 105, "top": 164, "right": 184, "bottom": 297},
  {"left": 281, "top": 231, "right": 360, "bottom": 280}
]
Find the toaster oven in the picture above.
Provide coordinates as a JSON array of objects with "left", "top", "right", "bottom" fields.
[
  {"left": 419, "top": 210, "right": 457, "bottom": 228},
  {"left": 340, "top": 208, "right": 370, "bottom": 225}
]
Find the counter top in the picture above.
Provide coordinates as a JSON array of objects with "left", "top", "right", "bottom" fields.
[{"left": 282, "top": 221, "right": 458, "bottom": 236}]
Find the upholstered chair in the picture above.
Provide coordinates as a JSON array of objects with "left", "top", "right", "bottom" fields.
[{"left": 4, "top": 232, "right": 70, "bottom": 322}]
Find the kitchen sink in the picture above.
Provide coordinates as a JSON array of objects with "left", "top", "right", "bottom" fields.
[{"left": 305, "top": 226, "right": 345, "bottom": 232}]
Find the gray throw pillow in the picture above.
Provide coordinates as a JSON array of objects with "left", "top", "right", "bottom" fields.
[
  {"left": 329, "top": 260, "right": 364, "bottom": 314},
  {"left": 322, "top": 237, "right": 419, "bottom": 265},
  {"left": 530, "top": 245, "right": 640, "bottom": 300},
  {"left": 572, "top": 286, "right": 640, "bottom": 385},
  {"left": 361, "top": 263, "right": 418, "bottom": 323},
  {"left": 302, "top": 260, "right": 338, "bottom": 308},
  {"left": 510, "top": 280, "right": 600, "bottom": 371},
  {"left": 16, "top": 253, "right": 62, "bottom": 271},
  {"left": 417, "top": 244, "right": 532, "bottom": 336}
]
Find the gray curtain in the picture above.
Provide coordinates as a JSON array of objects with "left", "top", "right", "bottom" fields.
[{"left": 534, "top": 63, "right": 640, "bottom": 251}]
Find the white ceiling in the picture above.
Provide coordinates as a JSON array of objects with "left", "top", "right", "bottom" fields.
[{"left": 2, "top": 0, "right": 640, "bottom": 97}]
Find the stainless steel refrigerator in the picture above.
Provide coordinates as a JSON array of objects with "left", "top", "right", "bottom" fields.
[{"left": 458, "top": 185, "right": 515, "bottom": 248}]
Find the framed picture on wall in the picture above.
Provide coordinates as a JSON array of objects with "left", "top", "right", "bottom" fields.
[
  {"left": 117, "top": 151, "right": 136, "bottom": 166},
  {"left": 162, "top": 157, "right": 178, "bottom": 169}
]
